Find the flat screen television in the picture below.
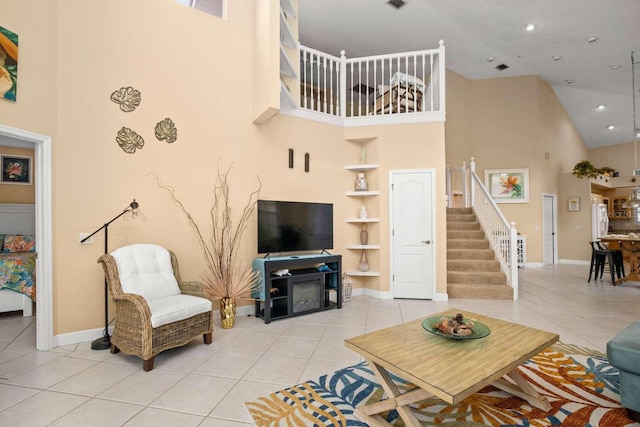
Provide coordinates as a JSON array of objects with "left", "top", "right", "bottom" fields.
[{"left": 257, "top": 200, "right": 333, "bottom": 254}]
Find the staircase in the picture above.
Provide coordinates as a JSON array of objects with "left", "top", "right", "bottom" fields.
[{"left": 447, "top": 207, "right": 514, "bottom": 299}]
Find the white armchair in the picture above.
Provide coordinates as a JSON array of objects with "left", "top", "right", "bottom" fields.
[{"left": 98, "top": 243, "right": 213, "bottom": 371}]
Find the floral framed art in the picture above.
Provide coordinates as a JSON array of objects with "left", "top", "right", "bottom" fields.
[
  {"left": 484, "top": 168, "right": 529, "bottom": 203},
  {"left": 1, "top": 154, "right": 32, "bottom": 185}
]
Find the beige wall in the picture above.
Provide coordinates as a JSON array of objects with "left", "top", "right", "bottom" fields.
[
  {"left": 0, "top": 146, "right": 35, "bottom": 203},
  {"left": 444, "top": 70, "right": 472, "bottom": 168},
  {"left": 0, "top": 1, "right": 57, "bottom": 136},
  {"left": 446, "top": 73, "right": 589, "bottom": 263},
  {"left": 557, "top": 173, "right": 592, "bottom": 260},
  {"left": 589, "top": 141, "right": 635, "bottom": 176}
]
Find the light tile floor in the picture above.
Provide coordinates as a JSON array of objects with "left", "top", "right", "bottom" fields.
[{"left": 0, "top": 264, "right": 638, "bottom": 426}]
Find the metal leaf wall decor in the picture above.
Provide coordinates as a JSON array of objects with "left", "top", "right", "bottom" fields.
[
  {"left": 110, "top": 86, "right": 141, "bottom": 112},
  {"left": 154, "top": 118, "right": 178, "bottom": 143},
  {"left": 116, "top": 127, "right": 144, "bottom": 154}
]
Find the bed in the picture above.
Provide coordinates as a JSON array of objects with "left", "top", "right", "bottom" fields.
[
  {"left": 0, "top": 204, "right": 36, "bottom": 317},
  {"left": 372, "top": 72, "right": 427, "bottom": 115}
]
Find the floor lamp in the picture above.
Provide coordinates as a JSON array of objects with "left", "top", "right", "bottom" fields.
[{"left": 81, "top": 199, "right": 141, "bottom": 350}]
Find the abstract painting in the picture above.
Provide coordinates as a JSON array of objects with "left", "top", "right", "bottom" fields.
[
  {"left": 0, "top": 26, "right": 18, "bottom": 102},
  {"left": 484, "top": 168, "right": 529, "bottom": 203}
]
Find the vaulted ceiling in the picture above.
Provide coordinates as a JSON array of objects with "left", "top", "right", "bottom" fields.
[{"left": 299, "top": 0, "right": 640, "bottom": 148}]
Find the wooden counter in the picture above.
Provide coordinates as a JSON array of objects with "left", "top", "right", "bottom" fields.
[{"left": 600, "top": 237, "right": 640, "bottom": 284}]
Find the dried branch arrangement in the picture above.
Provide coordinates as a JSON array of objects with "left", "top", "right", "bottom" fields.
[{"left": 152, "top": 164, "right": 262, "bottom": 300}]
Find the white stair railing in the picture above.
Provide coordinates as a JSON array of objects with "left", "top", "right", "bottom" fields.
[
  {"left": 447, "top": 158, "right": 518, "bottom": 299},
  {"left": 468, "top": 159, "right": 518, "bottom": 299}
]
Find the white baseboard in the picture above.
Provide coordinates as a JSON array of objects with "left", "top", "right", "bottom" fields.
[
  {"left": 433, "top": 292, "right": 448, "bottom": 301},
  {"left": 54, "top": 306, "right": 258, "bottom": 348},
  {"left": 349, "top": 287, "right": 447, "bottom": 301},
  {"left": 559, "top": 259, "right": 590, "bottom": 265},
  {"left": 362, "top": 288, "right": 393, "bottom": 299},
  {"left": 56, "top": 326, "right": 115, "bottom": 348},
  {"left": 525, "top": 262, "right": 544, "bottom": 268}
]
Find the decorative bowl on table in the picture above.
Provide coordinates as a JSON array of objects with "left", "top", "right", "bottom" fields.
[{"left": 422, "top": 314, "right": 491, "bottom": 340}]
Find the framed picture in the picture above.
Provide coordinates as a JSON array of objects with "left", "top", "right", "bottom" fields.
[
  {"left": 484, "top": 168, "right": 529, "bottom": 203},
  {"left": 1, "top": 154, "right": 32, "bottom": 185},
  {"left": 568, "top": 196, "right": 580, "bottom": 212}
]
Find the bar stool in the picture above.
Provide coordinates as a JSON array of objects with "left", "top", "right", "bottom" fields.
[
  {"left": 596, "top": 241, "right": 625, "bottom": 279},
  {"left": 588, "top": 241, "right": 617, "bottom": 284}
]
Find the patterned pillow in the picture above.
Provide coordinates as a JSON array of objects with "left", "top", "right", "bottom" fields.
[{"left": 2, "top": 235, "right": 36, "bottom": 253}]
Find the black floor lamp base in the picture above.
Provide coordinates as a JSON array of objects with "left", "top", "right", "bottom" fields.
[{"left": 91, "top": 335, "right": 111, "bottom": 350}]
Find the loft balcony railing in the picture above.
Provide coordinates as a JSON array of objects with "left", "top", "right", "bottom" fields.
[{"left": 294, "top": 41, "right": 445, "bottom": 123}]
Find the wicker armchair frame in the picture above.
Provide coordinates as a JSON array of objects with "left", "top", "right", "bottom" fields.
[{"left": 98, "top": 250, "right": 213, "bottom": 371}]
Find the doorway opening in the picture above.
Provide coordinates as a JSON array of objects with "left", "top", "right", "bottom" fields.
[{"left": 0, "top": 124, "right": 53, "bottom": 350}]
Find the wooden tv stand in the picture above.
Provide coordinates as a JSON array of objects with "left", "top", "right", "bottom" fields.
[{"left": 252, "top": 254, "right": 342, "bottom": 324}]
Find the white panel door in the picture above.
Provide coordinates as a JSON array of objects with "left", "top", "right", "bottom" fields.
[
  {"left": 391, "top": 170, "right": 434, "bottom": 299},
  {"left": 542, "top": 194, "right": 556, "bottom": 265}
]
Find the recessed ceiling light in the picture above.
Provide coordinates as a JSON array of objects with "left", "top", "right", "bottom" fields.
[
  {"left": 610, "top": 65, "right": 622, "bottom": 70},
  {"left": 525, "top": 24, "right": 536, "bottom": 31},
  {"left": 552, "top": 56, "right": 562, "bottom": 61},
  {"left": 565, "top": 80, "right": 574, "bottom": 84},
  {"left": 607, "top": 124, "right": 615, "bottom": 130},
  {"left": 486, "top": 57, "right": 495, "bottom": 62},
  {"left": 586, "top": 36, "right": 599, "bottom": 43},
  {"left": 596, "top": 104, "right": 605, "bottom": 110}
]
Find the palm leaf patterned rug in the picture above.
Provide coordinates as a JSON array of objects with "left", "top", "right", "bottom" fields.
[{"left": 246, "top": 343, "right": 638, "bottom": 426}]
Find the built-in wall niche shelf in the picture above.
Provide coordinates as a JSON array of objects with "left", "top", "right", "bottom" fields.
[
  {"left": 280, "top": 0, "right": 297, "bottom": 19},
  {"left": 345, "top": 190, "right": 380, "bottom": 197},
  {"left": 280, "top": 44, "right": 297, "bottom": 79},
  {"left": 344, "top": 164, "right": 379, "bottom": 172},
  {"left": 280, "top": 80, "right": 295, "bottom": 108},
  {"left": 345, "top": 244, "right": 380, "bottom": 250},
  {"left": 345, "top": 270, "right": 381, "bottom": 277},
  {"left": 345, "top": 218, "right": 380, "bottom": 223},
  {"left": 279, "top": 9, "right": 297, "bottom": 48}
]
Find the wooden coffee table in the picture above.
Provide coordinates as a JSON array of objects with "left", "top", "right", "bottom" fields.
[{"left": 344, "top": 308, "right": 559, "bottom": 427}]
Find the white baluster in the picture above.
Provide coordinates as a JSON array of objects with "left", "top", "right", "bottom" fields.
[
  {"left": 413, "top": 53, "right": 417, "bottom": 112},
  {"left": 329, "top": 59, "right": 334, "bottom": 115},
  {"left": 301, "top": 49, "right": 307, "bottom": 109},
  {"left": 340, "top": 50, "right": 346, "bottom": 118},
  {"left": 439, "top": 40, "right": 446, "bottom": 113},
  {"left": 322, "top": 56, "right": 327, "bottom": 113},
  {"left": 373, "top": 60, "right": 377, "bottom": 116}
]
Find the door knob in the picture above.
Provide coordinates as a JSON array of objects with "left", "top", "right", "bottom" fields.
[{"left": 422, "top": 240, "right": 431, "bottom": 244}]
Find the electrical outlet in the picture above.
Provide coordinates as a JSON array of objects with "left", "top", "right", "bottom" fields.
[{"left": 79, "top": 233, "right": 93, "bottom": 245}]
